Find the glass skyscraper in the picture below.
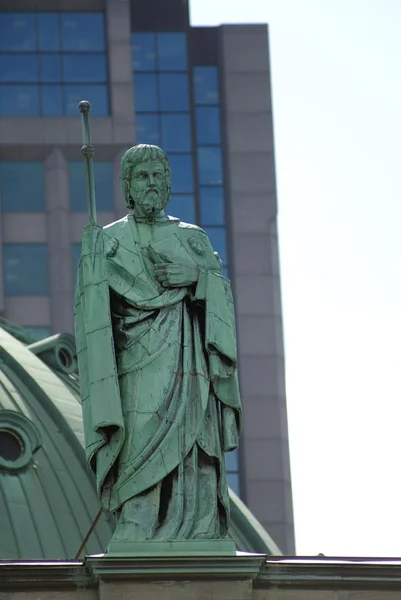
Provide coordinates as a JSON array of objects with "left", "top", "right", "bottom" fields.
[{"left": 0, "top": 0, "right": 295, "bottom": 553}]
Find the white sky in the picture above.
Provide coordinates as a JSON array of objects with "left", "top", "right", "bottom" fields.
[{"left": 190, "top": 0, "right": 401, "bottom": 557}]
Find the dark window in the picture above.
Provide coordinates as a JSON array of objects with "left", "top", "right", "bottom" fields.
[
  {"left": 0, "top": 429, "right": 23, "bottom": 462},
  {"left": 0, "top": 162, "right": 45, "bottom": 212},
  {"left": 62, "top": 54, "right": 107, "bottom": 83},
  {"left": 41, "top": 85, "right": 63, "bottom": 116},
  {"left": 169, "top": 154, "right": 193, "bottom": 193},
  {"left": 134, "top": 73, "right": 158, "bottom": 111},
  {"left": 159, "top": 73, "right": 189, "bottom": 111},
  {"left": 40, "top": 54, "right": 62, "bottom": 82},
  {"left": 199, "top": 186, "right": 225, "bottom": 226},
  {"left": 64, "top": 85, "right": 108, "bottom": 116},
  {"left": 203, "top": 227, "right": 227, "bottom": 264},
  {"left": 61, "top": 13, "right": 105, "bottom": 52},
  {"left": 196, "top": 107, "right": 221, "bottom": 145},
  {"left": 157, "top": 33, "right": 187, "bottom": 71},
  {"left": 0, "top": 54, "right": 38, "bottom": 82},
  {"left": 132, "top": 33, "right": 156, "bottom": 71},
  {"left": 161, "top": 113, "right": 191, "bottom": 152},
  {"left": 3, "top": 244, "right": 49, "bottom": 295},
  {"left": 191, "top": 27, "right": 219, "bottom": 66},
  {"left": 38, "top": 13, "right": 60, "bottom": 51},
  {"left": 130, "top": 0, "right": 189, "bottom": 31},
  {"left": 0, "top": 13, "right": 36, "bottom": 52},
  {"left": 136, "top": 113, "right": 160, "bottom": 145},
  {"left": 69, "top": 161, "right": 114, "bottom": 211},
  {"left": 168, "top": 195, "right": 195, "bottom": 223},
  {"left": 194, "top": 66, "right": 219, "bottom": 105},
  {"left": 197, "top": 146, "right": 223, "bottom": 185}
]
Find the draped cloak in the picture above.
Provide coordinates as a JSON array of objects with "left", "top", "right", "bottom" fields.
[{"left": 74, "top": 214, "right": 242, "bottom": 537}]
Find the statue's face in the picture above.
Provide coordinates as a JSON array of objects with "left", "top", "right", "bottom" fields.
[{"left": 130, "top": 160, "right": 169, "bottom": 216}]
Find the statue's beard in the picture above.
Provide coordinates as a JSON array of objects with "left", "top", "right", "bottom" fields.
[{"left": 134, "top": 189, "right": 168, "bottom": 216}]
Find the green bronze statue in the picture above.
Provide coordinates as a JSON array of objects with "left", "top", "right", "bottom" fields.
[{"left": 74, "top": 102, "right": 242, "bottom": 554}]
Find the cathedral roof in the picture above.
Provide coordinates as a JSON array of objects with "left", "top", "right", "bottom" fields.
[{"left": 0, "top": 323, "right": 281, "bottom": 559}]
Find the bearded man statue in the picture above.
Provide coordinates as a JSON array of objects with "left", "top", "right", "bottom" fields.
[{"left": 74, "top": 144, "right": 242, "bottom": 554}]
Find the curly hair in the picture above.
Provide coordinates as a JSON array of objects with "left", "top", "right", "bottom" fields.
[{"left": 120, "top": 144, "right": 172, "bottom": 209}]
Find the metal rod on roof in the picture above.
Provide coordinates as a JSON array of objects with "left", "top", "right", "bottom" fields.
[{"left": 74, "top": 507, "right": 103, "bottom": 559}]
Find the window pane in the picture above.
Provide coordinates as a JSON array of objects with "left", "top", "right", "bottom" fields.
[
  {"left": 0, "top": 55, "right": 38, "bottom": 82},
  {"left": 69, "top": 162, "right": 114, "bottom": 211},
  {"left": 1, "top": 162, "right": 45, "bottom": 212},
  {"left": 222, "top": 266, "right": 229, "bottom": 278},
  {"left": 69, "top": 163, "right": 86, "bottom": 211},
  {"left": 134, "top": 73, "right": 158, "bottom": 111},
  {"left": 227, "top": 473, "right": 240, "bottom": 496},
  {"left": 38, "top": 13, "right": 60, "bottom": 51},
  {"left": 225, "top": 448, "right": 239, "bottom": 472},
  {"left": 64, "top": 85, "right": 108, "bottom": 116},
  {"left": 3, "top": 244, "right": 49, "bottom": 295},
  {"left": 196, "top": 107, "right": 221, "bottom": 145},
  {"left": 132, "top": 33, "right": 156, "bottom": 71},
  {"left": 40, "top": 54, "right": 62, "bottom": 83},
  {"left": 194, "top": 66, "right": 219, "bottom": 105},
  {"left": 197, "top": 147, "right": 223, "bottom": 185},
  {"left": 136, "top": 113, "right": 160, "bottom": 145},
  {"left": 161, "top": 113, "right": 191, "bottom": 152},
  {"left": 41, "top": 85, "right": 63, "bottom": 116},
  {"left": 95, "top": 162, "right": 114, "bottom": 211},
  {"left": 157, "top": 33, "right": 187, "bottom": 71},
  {"left": 0, "top": 85, "right": 39, "bottom": 116},
  {"left": 24, "top": 326, "right": 51, "bottom": 340},
  {"left": 167, "top": 195, "right": 195, "bottom": 224},
  {"left": 63, "top": 54, "right": 107, "bottom": 83},
  {"left": 203, "top": 227, "right": 227, "bottom": 264},
  {"left": 61, "top": 13, "right": 105, "bottom": 52},
  {"left": 0, "top": 163, "right": 20, "bottom": 211},
  {"left": 200, "top": 186, "right": 225, "bottom": 226},
  {"left": 168, "top": 154, "right": 193, "bottom": 193},
  {"left": 0, "top": 13, "right": 36, "bottom": 52},
  {"left": 22, "top": 163, "right": 45, "bottom": 211},
  {"left": 159, "top": 74, "right": 189, "bottom": 111}
]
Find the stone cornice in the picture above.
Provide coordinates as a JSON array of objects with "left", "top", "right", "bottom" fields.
[
  {"left": 258, "top": 556, "right": 401, "bottom": 590},
  {"left": 2, "top": 555, "right": 401, "bottom": 592},
  {"left": 0, "top": 561, "right": 91, "bottom": 590}
]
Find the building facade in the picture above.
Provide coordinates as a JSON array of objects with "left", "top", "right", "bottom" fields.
[{"left": 0, "top": 0, "right": 294, "bottom": 553}]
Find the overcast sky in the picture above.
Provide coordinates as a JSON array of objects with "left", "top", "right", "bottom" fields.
[{"left": 190, "top": 0, "right": 401, "bottom": 557}]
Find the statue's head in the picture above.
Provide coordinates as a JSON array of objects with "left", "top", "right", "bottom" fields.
[{"left": 120, "top": 144, "right": 171, "bottom": 216}]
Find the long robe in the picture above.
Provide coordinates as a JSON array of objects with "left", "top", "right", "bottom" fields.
[{"left": 74, "top": 214, "right": 242, "bottom": 540}]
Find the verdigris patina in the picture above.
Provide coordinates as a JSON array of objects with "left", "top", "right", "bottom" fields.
[{"left": 74, "top": 102, "right": 242, "bottom": 554}]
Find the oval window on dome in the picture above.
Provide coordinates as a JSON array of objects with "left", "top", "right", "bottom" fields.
[
  {"left": 0, "top": 428, "right": 24, "bottom": 462},
  {"left": 0, "top": 411, "right": 41, "bottom": 471}
]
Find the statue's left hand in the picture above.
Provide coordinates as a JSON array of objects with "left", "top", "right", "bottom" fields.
[{"left": 154, "top": 263, "right": 199, "bottom": 288}]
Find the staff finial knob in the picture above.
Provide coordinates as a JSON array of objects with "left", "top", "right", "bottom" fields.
[{"left": 78, "top": 100, "right": 91, "bottom": 113}]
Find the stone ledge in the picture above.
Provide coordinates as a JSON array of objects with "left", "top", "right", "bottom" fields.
[
  {"left": 257, "top": 557, "right": 401, "bottom": 591},
  {"left": 0, "top": 560, "right": 91, "bottom": 590},
  {"left": 3, "top": 556, "right": 401, "bottom": 595}
]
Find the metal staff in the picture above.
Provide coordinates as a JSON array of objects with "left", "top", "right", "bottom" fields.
[
  {"left": 74, "top": 100, "right": 104, "bottom": 559},
  {"left": 78, "top": 100, "right": 97, "bottom": 226}
]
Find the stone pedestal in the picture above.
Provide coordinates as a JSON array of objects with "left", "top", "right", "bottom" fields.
[
  {"left": 88, "top": 552, "right": 263, "bottom": 600},
  {"left": 106, "top": 538, "right": 237, "bottom": 556}
]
